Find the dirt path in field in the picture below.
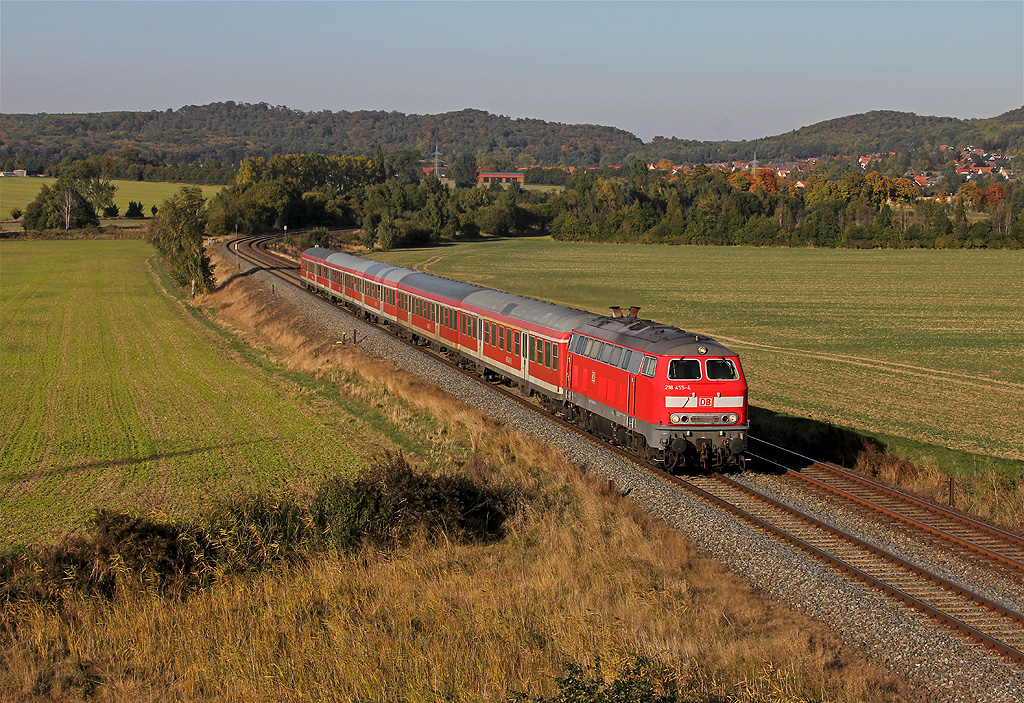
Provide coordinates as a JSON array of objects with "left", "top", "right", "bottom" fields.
[
  {"left": 414, "top": 253, "right": 448, "bottom": 272},
  {"left": 714, "top": 335, "right": 1024, "bottom": 395}
]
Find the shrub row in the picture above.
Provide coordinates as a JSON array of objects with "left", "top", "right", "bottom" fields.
[{"left": 0, "top": 452, "right": 515, "bottom": 602}]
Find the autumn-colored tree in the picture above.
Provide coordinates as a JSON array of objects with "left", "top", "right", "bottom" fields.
[
  {"left": 864, "top": 171, "right": 892, "bottom": 206},
  {"left": 958, "top": 182, "right": 982, "bottom": 210},
  {"left": 982, "top": 183, "right": 1006, "bottom": 209},
  {"left": 752, "top": 168, "right": 778, "bottom": 193},
  {"left": 235, "top": 156, "right": 267, "bottom": 185},
  {"left": 891, "top": 177, "right": 920, "bottom": 204},
  {"left": 656, "top": 158, "right": 674, "bottom": 172},
  {"left": 727, "top": 171, "right": 753, "bottom": 191}
]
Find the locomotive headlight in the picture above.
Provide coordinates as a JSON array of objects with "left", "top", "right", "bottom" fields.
[
  {"left": 670, "top": 413, "right": 684, "bottom": 424},
  {"left": 723, "top": 414, "right": 738, "bottom": 424}
]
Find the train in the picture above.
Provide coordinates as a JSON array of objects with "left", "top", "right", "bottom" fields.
[{"left": 300, "top": 247, "right": 748, "bottom": 471}]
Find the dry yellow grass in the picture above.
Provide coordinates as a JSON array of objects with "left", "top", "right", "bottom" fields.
[{"left": 0, "top": 244, "right": 913, "bottom": 702}]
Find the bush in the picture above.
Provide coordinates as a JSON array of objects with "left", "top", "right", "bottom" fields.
[
  {"left": 300, "top": 226, "right": 331, "bottom": 249},
  {"left": 9, "top": 206, "right": 22, "bottom": 220},
  {"left": 102, "top": 204, "right": 120, "bottom": 218},
  {"left": 0, "top": 453, "right": 515, "bottom": 603},
  {"left": 521, "top": 657, "right": 681, "bottom": 703},
  {"left": 125, "top": 201, "right": 145, "bottom": 218}
]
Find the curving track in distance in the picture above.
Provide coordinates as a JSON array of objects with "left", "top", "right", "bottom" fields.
[{"left": 225, "top": 234, "right": 1024, "bottom": 666}]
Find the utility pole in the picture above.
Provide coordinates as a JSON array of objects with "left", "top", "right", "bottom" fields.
[{"left": 433, "top": 143, "right": 443, "bottom": 178}]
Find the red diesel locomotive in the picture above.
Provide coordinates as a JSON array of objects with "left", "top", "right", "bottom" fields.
[{"left": 301, "top": 247, "right": 748, "bottom": 471}]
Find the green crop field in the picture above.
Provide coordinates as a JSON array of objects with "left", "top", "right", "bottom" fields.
[
  {"left": 0, "top": 178, "right": 223, "bottom": 217},
  {"left": 376, "top": 238, "right": 1024, "bottom": 465},
  {"left": 0, "top": 240, "right": 380, "bottom": 544}
]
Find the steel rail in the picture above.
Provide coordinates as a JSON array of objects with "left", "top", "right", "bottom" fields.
[
  {"left": 225, "top": 235, "right": 1024, "bottom": 666},
  {"left": 680, "top": 473, "right": 1024, "bottom": 664},
  {"left": 746, "top": 437, "right": 1024, "bottom": 571}
]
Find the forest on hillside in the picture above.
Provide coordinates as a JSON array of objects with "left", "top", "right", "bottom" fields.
[{"left": 2, "top": 103, "right": 1022, "bottom": 175}]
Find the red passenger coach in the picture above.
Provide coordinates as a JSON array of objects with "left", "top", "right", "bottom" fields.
[{"left": 300, "top": 247, "right": 748, "bottom": 471}]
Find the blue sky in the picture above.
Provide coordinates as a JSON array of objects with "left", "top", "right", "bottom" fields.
[{"left": 1, "top": 1, "right": 1021, "bottom": 142}]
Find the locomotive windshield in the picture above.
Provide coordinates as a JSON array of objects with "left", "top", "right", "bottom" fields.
[
  {"left": 668, "top": 359, "right": 701, "bottom": 380},
  {"left": 706, "top": 358, "right": 739, "bottom": 380}
]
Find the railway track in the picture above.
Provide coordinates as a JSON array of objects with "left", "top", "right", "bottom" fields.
[
  {"left": 747, "top": 437, "right": 1024, "bottom": 573},
  {"left": 224, "top": 234, "right": 1024, "bottom": 666}
]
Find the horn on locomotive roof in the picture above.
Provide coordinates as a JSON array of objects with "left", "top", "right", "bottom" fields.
[
  {"left": 628, "top": 306, "right": 641, "bottom": 318},
  {"left": 609, "top": 306, "right": 623, "bottom": 317}
]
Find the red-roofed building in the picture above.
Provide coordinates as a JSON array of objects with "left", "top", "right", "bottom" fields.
[{"left": 477, "top": 172, "right": 525, "bottom": 184}]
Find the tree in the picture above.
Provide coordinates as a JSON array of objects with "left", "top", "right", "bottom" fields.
[
  {"left": 451, "top": 152, "right": 478, "bottom": 188},
  {"left": 9, "top": 207, "right": 21, "bottom": 220},
  {"left": 386, "top": 149, "right": 423, "bottom": 185},
  {"left": 102, "top": 204, "right": 120, "bottom": 218},
  {"left": 20, "top": 176, "right": 98, "bottom": 230},
  {"left": 125, "top": 201, "right": 146, "bottom": 218},
  {"left": 64, "top": 157, "right": 117, "bottom": 214},
  {"left": 149, "top": 186, "right": 213, "bottom": 294}
]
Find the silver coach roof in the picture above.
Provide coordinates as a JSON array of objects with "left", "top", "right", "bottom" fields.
[
  {"left": 578, "top": 316, "right": 737, "bottom": 357},
  {"left": 318, "top": 249, "right": 488, "bottom": 302},
  {"left": 464, "top": 289, "right": 601, "bottom": 333},
  {"left": 304, "top": 247, "right": 335, "bottom": 261},
  {"left": 324, "top": 251, "right": 407, "bottom": 282},
  {"left": 305, "top": 248, "right": 602, "bottom": 332}
]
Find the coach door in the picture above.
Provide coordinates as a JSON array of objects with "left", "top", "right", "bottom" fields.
[{"left": 627, "top": 375, "right": 636, "bottom": 416}]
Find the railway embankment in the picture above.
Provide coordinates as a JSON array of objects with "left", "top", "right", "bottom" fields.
[{"left": 216, "top": 239, "right": 1024, "bottom": 702}]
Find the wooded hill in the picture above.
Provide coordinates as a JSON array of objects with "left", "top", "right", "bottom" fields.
[{"left": 2, "top": 102, "right": 1022, "bottom": 170}]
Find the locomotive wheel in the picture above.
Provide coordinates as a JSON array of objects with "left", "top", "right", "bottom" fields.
[
  {"left": 632, "top": 434, "right": 649, "bottom": 461},
  {"left": 664, "top": 451, "right": 681, "bottom": 473}
]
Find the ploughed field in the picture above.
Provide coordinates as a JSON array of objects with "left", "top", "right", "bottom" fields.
[
  {"left": 375, "top": 239, "right": 1024, "bottom": 464},
  {"left": 0, "top": 240, "right": 376, "bottom": 543}
]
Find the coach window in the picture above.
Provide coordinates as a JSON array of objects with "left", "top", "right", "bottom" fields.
[
  {"left": 544, "top": 340, "right": 552, "bottom": 368},
  {"left": 498, "top": 326, "right": 505, "bottom": 351},
  {"left": 552, "top": 343, "right": 559, "bottom": 371},
  {"left": 506, "top": 327, "right": 512, "bottom": 353},
  {"left": 706, "top": 358, "right": 739, "bottom": 380},
  {"left": 514, "top": 331, "right": 521, "bottom": 356},
  {"left": 641, "top": 356, "right": 657, "bottom": 377}
]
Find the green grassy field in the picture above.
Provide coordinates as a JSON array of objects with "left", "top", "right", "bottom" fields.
[
  {"left": 0, "top": 240, "right": 378, "bottom": 544},
  {"left": 0, "top": 178, "right": 223, "bottom": 218},
  {"left": 375, "top": 238, "right": 1024, "bottom": 466}
]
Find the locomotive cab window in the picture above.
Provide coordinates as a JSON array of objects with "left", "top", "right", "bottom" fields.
[
  {"left": 668, "top": 359, "right": 702, "bottom": 380},
  {"left": 706, "top": 358, "right": 739, "bottom": 380}
]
